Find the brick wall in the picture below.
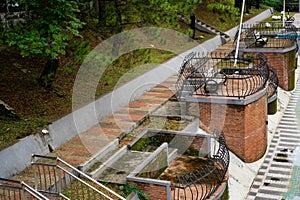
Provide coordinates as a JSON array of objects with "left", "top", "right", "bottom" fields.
[
  {"left": 244, "top": 49, "right": 296, "bottom": 91},
  {"left": 129, "top": 182, "right": 168, "bottom": 200},
  {"left": 199, "top": 94, "right": 268, "bottom": 163}
]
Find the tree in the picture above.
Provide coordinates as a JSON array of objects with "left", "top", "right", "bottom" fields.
[
  {"left": 0, "top": 0, "right": 84, "bottom": 90},
  {"left": 255, "top": 0, "right": 260, "bottom": 9},
  {"left": 97, "top": 0, "right": 201, "bottom": 34}
]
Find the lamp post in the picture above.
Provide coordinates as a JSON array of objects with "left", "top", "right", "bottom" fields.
[
  {"left": 234, "top": 0, "right": 246, "bottom": 66},
  {"left": 283, "top": 0, "right": 285, "bottom": 27}
]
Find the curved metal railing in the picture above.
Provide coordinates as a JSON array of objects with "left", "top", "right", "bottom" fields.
[
  {"left": 171, "top": 132, "right": 229, "bottom": 200},
  {"left": 267, "top": 68, "right": 278, "bottom": 103},
  {"left": 176, "top": 52, "right": 270, "bottom": 99}
]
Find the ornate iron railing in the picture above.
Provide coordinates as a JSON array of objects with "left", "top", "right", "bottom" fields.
[
  {"left": 171, "top": 132, "right": 229, "bottom": 200},
  {"left": 238, "top": 22, "right": 297, "bottom": 49},
  {"left": 267, "top": 68, "right": 278, "bottom": 103},
  {"left": 176, "top": 52, "right": 270, "bottom": 99},
  {"left": 0, "top": 177, "right": 49, "bottom": 200},
  {"left": 31, "top": 154, "right": 125, "bottom": 200}
]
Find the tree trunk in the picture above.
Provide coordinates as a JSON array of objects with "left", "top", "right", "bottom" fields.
[
  {"left": 190, "top": 13, "right": 196, "bottom": 39},
  {"left": 111, "top": 0, "right": 122, "bottom": 56},
  {"left": 255, "top": 0, "right": 260, "bottom": 9},
  {"left": 38, "top": 58, "right": 59, "bottom": 91},
  {"left": 97, "top": 0, "right": 105, "bottom": 27},
  {"left": 245, "top": 0, "right": 251, "bottom": 13},
  {"left": 235, "top": 0, "right": 242, "bottom": 12}
]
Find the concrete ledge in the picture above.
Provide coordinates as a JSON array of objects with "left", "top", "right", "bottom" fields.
[
  {"left": 0, "top": 133, "right": 50, "bottom": 178},
  {"left": 79, "top": 139, "right": 119, "bottom": 172},
  {"left": 89, "top": 146, "right": 128, "bottom": 178},
  {"left": 128, "top": 142, "right": 169, "bottom": 178},
  {"left": 241, "top": 44, "right": 297, "bottom": 53}
]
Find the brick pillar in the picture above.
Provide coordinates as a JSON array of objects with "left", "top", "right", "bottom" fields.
[
  {"left": 199, "top": 93, "right": 268, "bottom": 163},
  {"left": 263, "top": 50, "right": 296, "bottom": 91},
  {"left": 243, "top": 48, "right": 297, "bottom": 91}
]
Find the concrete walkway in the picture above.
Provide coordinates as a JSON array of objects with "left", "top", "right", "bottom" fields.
[
  {"left": 247, "top": 79, "right": 300, "bottom": 199},
  {"left": 246, "top": 13, "right": 300, "bottom": 200}
]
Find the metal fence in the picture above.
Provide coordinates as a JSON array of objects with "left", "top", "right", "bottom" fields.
[
  {"left": 0, "top": 177, "right": 49, "bottom": 200},
  {"left": 267, "top": 68, "right": 278, "bottom": 103},
  {"left": 176, "top": 52, "right": 270, "bottom": 99},
  {"left": 31, "top": 154, "right": 125, "bottom": 200},
  {"left": 171, "top": 132, "right": 229, "bottom": 200},
  {"left": 239, "top": 22, "right": 298, "bottom": 49}
]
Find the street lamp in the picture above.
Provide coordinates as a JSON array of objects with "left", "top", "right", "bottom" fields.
[
  {"left": 283, "top": 0, "right": 285, "bottom": 26},
  {"left": 234, "top": 0, "right": 246, "bottom": 66}
]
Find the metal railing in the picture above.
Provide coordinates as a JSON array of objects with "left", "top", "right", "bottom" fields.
[
  {"left": 171, "top": 132, "right": 229, "bottom": 200},
  {"left": 239, "top": 22, "right": 297, "bottom": 49},
  {"left": 0, "top": 177, "right": 49, "bottom": 200},
  {"left": 176, "top": 52, "right": 270, "bottom": 99},
  {"left": 267, "top": 68, "right": 279, "bottom": 103},
  {"left": 31, "top": 154, "right": 125, "bottom": 200}
]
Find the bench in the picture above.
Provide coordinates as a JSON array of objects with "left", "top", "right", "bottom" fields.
[
  {"left": 254, "top": 31, "right": 268, "bottom": 47},
  {"left": 203, "top": 69, "right": 227, "bottom": 94},
  {"left": 245, "top": 28, "right": 268, "bottom": 48}
]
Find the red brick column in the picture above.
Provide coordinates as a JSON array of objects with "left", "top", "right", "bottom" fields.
[
  {"left": 262, "top": 51, "right": 296, "bottom": 91},
  {"left": 199, "top": 93, "right": 268, "bottom": 163},
  {"left": 243, "top": 48, "right": 297, "bottom": 91}
]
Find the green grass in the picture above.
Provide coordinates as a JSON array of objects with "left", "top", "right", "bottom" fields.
[
  {"left": 96, "top": 49, "right": 175, "bottom": 98},
  {"left": 0, "top": 118, "right": 49, "bottom": 150}
]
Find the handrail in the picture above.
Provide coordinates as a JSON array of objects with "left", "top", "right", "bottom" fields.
[
  {"left": 0, "top": 177, "right": 49, "bottom": 200},
  {"left": 171, "top": 132, "right": 229, "bottom": 199},
  {"left": 31, "top": 154, "right": 126, "bottom": 200},
  {"left": 176, "top": 52, "right": 269, "bottom": 99},
  {"left": 267, "top": 68, "right": 278, "bottom": 103}
]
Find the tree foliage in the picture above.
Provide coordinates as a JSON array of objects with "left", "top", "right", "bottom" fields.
[
  {"left": 0, "top": 0, "right": 202, "bottom": 88},
  {"left": 96, "top": 0, "right": 202, "bottom": 34},
  {"left": 1, "top": 0, "right": 84, "bottom": 59},
  {"left": 207, "top": 0, "right": 239, "bottom": 17},
  {"left": 0, "top": 0, "right": 84, "bottom": 89},
  {"left": 262, "top": 0, "right": 283, "bottom": 11}
]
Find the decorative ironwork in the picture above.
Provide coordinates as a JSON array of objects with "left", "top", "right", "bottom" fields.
[
  {"left": 176, "top": 52, "right": 270, "bottom": 99},
  {"left": 267, "top": 68, "right": 278, "bottom": 103},
  {"left": 171, "top": 132, "right": 229, "bottom": 200},
  {"left": 0, "top": 177, "right": 49, "bottom": 200},
  {"left": 238, "top": 22, "right": 298, "bottom": 49},
  {"left": 31, "top": 154, "right": 125, "bottom": 200}
]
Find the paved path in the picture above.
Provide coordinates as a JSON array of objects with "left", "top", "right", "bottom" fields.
[{"left": 247, "top": 79, "right": 300, "bottom": 200}]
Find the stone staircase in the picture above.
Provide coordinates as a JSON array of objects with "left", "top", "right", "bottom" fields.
[
  {"left": 194, "top": 19, "right": 230, "bottom": 40},
  {"left": 179, "top": 15, "right": 230, "bottom": 40}
]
